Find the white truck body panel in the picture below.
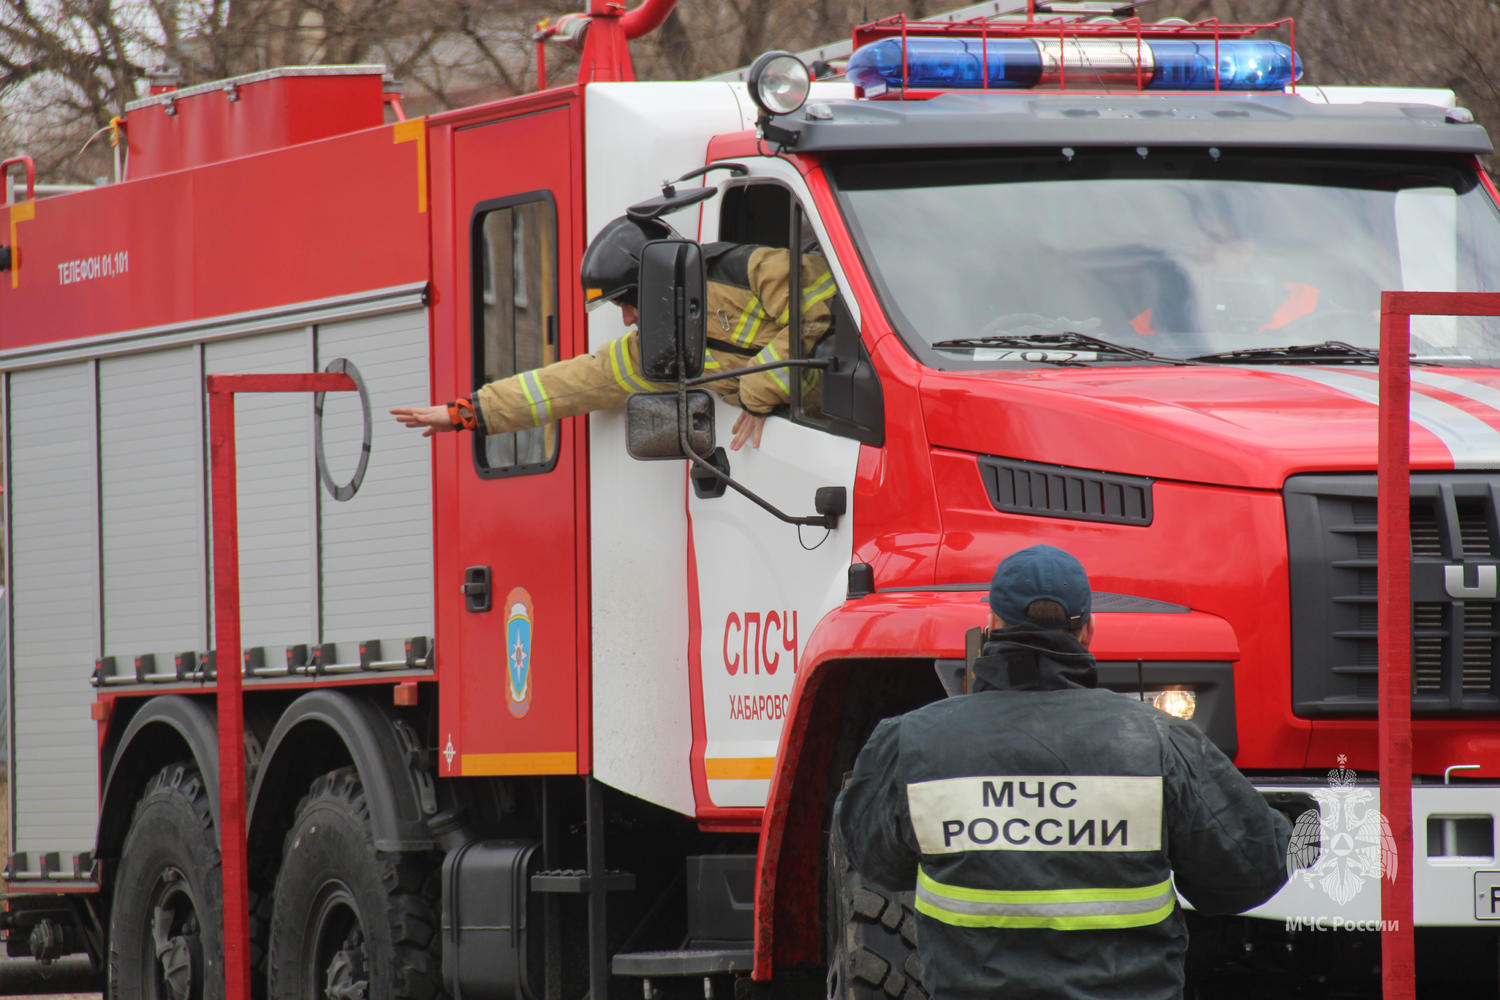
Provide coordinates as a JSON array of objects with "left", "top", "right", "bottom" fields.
[
  {"left": 688, "top": 420, "right": 858, "bottom": 807},
  {"left": 205, "top": 329, "right": 319, "bottom": 650},
  {"left": 1297, "top": 85, "right": 1458, "bottom": 108},
  {"left": 100, "top": 347, "right": 210, "bottom": 656},
  {"left": 9, "top": 362, "right": 101, "bottom": 868},
  {"left": 581, "top": 82, "right": 863, "bottom": 816},
  {"left": 3, "top": 289, "right": 430, "bottom": 876},
  {"left": 317, "top": 311, "right": 435, "bottom": 645},
  {"left": 582, "top": 82, "right": 755, "bottom": 817}
]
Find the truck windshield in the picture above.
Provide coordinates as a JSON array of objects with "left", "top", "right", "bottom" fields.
[{"left": 830, "top": 150, "right": 1500, "bottom": 367}]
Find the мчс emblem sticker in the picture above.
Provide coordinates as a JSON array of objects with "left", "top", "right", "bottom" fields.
[{"left": 505, "top": 587, "right": 534, "bottom": 717}]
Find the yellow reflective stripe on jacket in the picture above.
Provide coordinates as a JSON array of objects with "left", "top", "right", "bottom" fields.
[
  {"left": 730, "top": 300, "right": 766, "bottom": 348},
  {"left": 606, "top": 336, "right": 654, "bottom": 393},
  {"left": 751, "top": 342, "right": 789, "bottom": 394},
  {"left": 517, "top": 370, "right": 553, "bottom": 425},
  {"left": 914, "top": 868, "right": 1175, "bottom": 931},
  {"left": 777, "top": 270, "right": 837, "bottom": 325}
]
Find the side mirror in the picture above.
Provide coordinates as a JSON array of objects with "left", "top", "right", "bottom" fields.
[
  {"left": 625, "top": 390, "right": 715, "bottom": 460},
  {"left": 637, "top": 239, "right": 706, "bottom": 381}
]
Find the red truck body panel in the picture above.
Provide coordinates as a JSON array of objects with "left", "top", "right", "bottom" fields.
[{"left": 2, "top": 122, "right": 427, "bottom": 350}]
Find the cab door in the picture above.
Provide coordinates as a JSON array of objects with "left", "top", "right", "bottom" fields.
[
  {"left": 687, "top": 172, "right": 865, "bottom": 812},
  {"left": 436, "top": 99, "right": 587, "bottom": 779}
]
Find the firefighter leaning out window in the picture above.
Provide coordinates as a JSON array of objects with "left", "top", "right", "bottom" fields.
[
  {"left": 391, "top": 216, "right": 836, "bottom": 451},
  {"left": 834, "top": 545, "right": 1293, "bottom": 1000}
]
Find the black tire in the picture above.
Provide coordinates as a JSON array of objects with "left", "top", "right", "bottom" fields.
[
  {"left": 266, "top": 767, "right": 440, "bottom": 1000},
  {"left": 108, "top": 762, "right": 224, "bottom": 1000},
  {"left": 826, "top": 828, "right": 927, "bottom": 1000}
]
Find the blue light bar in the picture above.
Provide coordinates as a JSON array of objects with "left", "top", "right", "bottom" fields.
[
  {"left": 845, "top": 36, "right": 1302, "bottom": 93},
  {"left": 846, "top": 38, "right": 1043, "bottom": 91},
  {"left": 1149, "top": 40, "right": 1301, "bottom": 90}
]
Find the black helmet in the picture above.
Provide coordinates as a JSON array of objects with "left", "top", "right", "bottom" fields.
[{"left": 580, "top": 215, "right": 671, "bottom": 311}]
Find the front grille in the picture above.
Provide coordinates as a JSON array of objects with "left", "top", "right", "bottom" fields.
[
  {"left": 1461, "top": 498, "right": 1493, "bottom": 555},
  {"left": 1287, "top": 474, "right": 1500, "bottom": 716}
]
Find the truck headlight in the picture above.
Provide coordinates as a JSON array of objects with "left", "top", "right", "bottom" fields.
[{"left": 1148, "top": 688, "right": 1197, "bottom": 720}]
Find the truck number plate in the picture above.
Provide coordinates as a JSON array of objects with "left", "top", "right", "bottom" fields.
[{"left": 1476, "top": 872, "right": 1500, "bottom": 921}]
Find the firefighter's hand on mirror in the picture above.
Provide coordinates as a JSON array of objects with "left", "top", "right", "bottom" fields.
[
  {"left": 391, "top": 405, "right": 455, "bottom": 437},
  {"left": 730, "top": 411, "right": 766, "bottom": 451}
]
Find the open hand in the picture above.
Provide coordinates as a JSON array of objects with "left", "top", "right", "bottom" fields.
[
  {"left": 390, "top": 405, "right": 454, "bottom": 437},
  {"left": 730, "top": 411, "right": 766, "bottom": 451}
]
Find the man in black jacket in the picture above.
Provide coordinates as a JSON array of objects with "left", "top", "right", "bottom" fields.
[{"left": 834, "top": 545, "right": 1291, "bottom": 1000}]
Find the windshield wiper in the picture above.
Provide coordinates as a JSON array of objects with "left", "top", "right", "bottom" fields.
[
  {"left": 931, "top": 331, "right": 1194, "bottom": 366},
  {"left": 1188, "top": 340, "right": 1380, "bottom": 364}
]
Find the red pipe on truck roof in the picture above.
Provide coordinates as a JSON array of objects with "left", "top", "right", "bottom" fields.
[
  {"left": 569, "top": 0, "right": 679, "bottom": 83},
  {"left": 619, "top": 0, "right": 678, "bottom": 38}
]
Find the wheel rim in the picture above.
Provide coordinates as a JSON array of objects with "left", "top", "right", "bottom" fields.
[
  {"left": 146, "top": 866, "right": 203, "bottom": 1000},
  {"left": 305, "top": 881, "right": 369, "bottom": 1000}
]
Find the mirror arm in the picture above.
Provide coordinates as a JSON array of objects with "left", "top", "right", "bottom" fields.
[
  {"left": 681, "top": 357, "right": 830, "bottom": 389},
  {"left": 674, "top": 385, "right": 838, "bottom": 529},
  {"left": 663, "top": 162, "right": 749, "bottom": 196},
  {"left": 663, "top": 250, "right": 835, "bottom": 529}
]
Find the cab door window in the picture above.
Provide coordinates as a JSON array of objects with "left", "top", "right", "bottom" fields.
[
  {"left": 717, "top": 182, "right": 873, "bottom": 441},
  {"left": 472, "top": 194, "right": 558, "bottom": 476}
]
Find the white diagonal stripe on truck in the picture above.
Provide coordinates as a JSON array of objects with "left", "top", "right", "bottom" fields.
[
  {"left": 1412, "top": 369, "right": 1500, "bottom": 418},
  {"left": 1268, "top": 367, "right": 1500, "bottom": 468}
]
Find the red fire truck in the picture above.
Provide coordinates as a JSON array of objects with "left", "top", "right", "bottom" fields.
[{"left": 3, "top": 1, "right": 1499, "bottom": 996}]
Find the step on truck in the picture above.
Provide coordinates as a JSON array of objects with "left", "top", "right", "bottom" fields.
[{"left": 3, "top": 1, "right": 1500, "bottom": 996}]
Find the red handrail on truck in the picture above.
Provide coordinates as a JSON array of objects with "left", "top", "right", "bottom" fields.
[
  {"left": 207, "top": 372, "right": 358, "bottom": 1000},
  {"left": 1377, "top": 290, "right": 1500, "bottom": 1000}
]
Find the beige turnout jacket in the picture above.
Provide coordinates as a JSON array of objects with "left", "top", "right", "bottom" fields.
[{"left": 473, "top": 246, "right": 835, "bottom": 433}]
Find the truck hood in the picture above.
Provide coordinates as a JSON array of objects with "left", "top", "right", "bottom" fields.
[{"left": 919, "top": 365, "right": 1500, "bottom": 490}]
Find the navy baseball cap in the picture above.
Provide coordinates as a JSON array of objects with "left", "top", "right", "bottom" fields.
[{"left": 986, "top": 544, "right": 1092, "bottom": 630}]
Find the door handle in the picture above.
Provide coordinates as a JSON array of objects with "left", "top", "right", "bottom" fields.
[{"left": 463, "top": 565, "right": 492, "bottom": 613}]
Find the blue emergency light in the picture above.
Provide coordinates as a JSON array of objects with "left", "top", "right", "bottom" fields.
[{"left": 845, "top": 36, "right": 1301, "bottom": 92}]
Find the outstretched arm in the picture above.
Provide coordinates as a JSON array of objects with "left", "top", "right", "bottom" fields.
[{"left": 392, "top": 333, "right": 648, "bottom": 438}]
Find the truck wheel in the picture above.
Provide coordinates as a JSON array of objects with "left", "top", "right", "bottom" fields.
[
  {"left": 826, "top": 828, "right": 927, "bottom": 1000},
  {"left": 266, "top": 767, "right": 440, "bottom": 1000},
  {"left": 108, "top": 762, "right": 224, "bottom": 1000}
]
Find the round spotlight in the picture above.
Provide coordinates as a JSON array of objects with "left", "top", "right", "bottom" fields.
[{"left": 747, "top": 51, "right": 811, "bottom": 117}]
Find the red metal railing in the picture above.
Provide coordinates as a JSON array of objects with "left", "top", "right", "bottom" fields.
[
  {"left": 1, "top": 155, "right": 35, "bottom": 204},
  {"left": 207, "top": 372, "right": 357, "bottom": 1000},
  {"left": 1377, "top": 291, "right": 1500, "bottom": 1000}
]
